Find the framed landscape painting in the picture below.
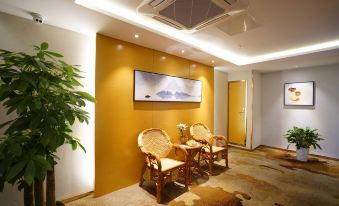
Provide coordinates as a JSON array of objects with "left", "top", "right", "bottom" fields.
[
  {"left": 134, "top": 70, "right": 202, "bottom": 102},
  {"left": 284, "top": 81, "right": 315, "bottom": 106}
]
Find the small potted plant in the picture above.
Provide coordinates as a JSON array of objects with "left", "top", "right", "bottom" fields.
[
  {"left": 176, "top": 123, "right": 188, "bottom": 144},
  {"left": 284, "top": 126, "right": 323, "bottom": 162}
]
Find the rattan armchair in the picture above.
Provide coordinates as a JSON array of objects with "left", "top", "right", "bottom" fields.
[
  {"left": 190, "top": 123, "right": 228, "bottom": 175},
  {"left": 138, "top": 128, "right": 188, "bottom": 203}
]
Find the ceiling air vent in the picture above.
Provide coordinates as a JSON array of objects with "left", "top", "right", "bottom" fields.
[
  {"left": 138, "top": 0, "right": 248, "bottom": 32},
  {"left": 149, "top": 0, "right": 166, "bottom": 8},
  {"left": 153, "top": 16, "right": 183, "bottom": 30},
  {"left": 195, "top": 13, "right": 229, "bottom": 30},
  {"left": 224, "top": 0, "right": 237, "bottom": 6}
]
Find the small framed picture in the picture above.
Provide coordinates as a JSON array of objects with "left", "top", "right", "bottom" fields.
[{"left": 284, "top": 81, "right": 315, "bottom": 106}]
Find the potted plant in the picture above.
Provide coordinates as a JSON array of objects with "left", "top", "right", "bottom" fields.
[
  {"left": 284, "top": 126, "right": 323, "bottom": 162},
  {"left": 0, "top": 42, "right": 95, "bottom": 206},
  {"left": 176, "top": 123, "right": 188, "bottom": 144}
]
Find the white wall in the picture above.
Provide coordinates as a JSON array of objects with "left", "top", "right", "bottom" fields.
[
  {"left": 228, "top": 71, "right": 253, "bottom": 149},
  {"left": 214, "top": 70, "right": 228, "bottom": 136},
  {"left": 261, "top": 64, "right": 339, "bottom": 158},
  {"left": 252, "top": 71, "right": 262, "bottom": 149},
  {"left": 0, "top": 12, "right": 95, "bottom": 204}
]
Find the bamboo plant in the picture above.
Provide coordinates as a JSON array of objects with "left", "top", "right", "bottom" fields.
[{"left": 0, "top": 42, "right": 95, "bottom": 206}]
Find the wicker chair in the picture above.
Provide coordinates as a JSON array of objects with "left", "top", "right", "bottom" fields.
[
  {"left": 190, "top": 123, "right": 228, "bottom": 175},
  {"left": 138, "top": 128, "right": 188, "bottom": 203}
]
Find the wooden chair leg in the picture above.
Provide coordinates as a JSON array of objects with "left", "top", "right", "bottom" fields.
[
  {"left": 209, "top": 153, "right": 213, "bottom": 176},
  {"left": 184, "top": 165, "right": 188, "bottom": 189},
  {"left": 156, "top": 173, "right": 163, "bottom": 203},
  {"left": 197, "top": 150, "right": 202, "bottom": 172},
  {"left": 225, "top": 150, "right": 228, "bottom": 168},
  {"left": 139, "top": 163, "right": 146, "bottom": 187}
]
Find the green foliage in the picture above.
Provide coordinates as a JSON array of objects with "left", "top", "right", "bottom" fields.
[
  {"left": 0, "top": 42, "right": 95, "bottom": 191},
  {"left": 284, "top": 126, "right": 324, "bottom": 150}
]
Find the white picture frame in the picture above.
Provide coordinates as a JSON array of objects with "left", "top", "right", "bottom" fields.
[{"left": 284, "top": 81, "right": 315, "bottom": 106}]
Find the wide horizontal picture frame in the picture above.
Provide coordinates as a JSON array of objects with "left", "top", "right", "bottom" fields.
[
  {"left": 134, "top": 70, "right": 202, "bottom": 103},
  {"left": 284, "top": 81, "right": 315, "bottom": 106}
]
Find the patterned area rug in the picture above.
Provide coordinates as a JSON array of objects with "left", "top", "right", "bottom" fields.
[{"left": 67, "top": 147, "right": 339, "bottom": 206}]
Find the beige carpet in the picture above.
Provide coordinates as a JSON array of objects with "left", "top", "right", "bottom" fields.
[{"left": 67, "top": 147, "right": 339, "bottom": 206}]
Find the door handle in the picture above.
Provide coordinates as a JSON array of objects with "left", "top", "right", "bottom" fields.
[{"left": 238, "top": 111, "right": 245, "bottom": 113}]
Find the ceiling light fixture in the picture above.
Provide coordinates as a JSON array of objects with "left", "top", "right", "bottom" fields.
[
  {"left": 211, "top": 60, "right": 215, "bottom": 63},
  {"left": 75, "top": 0, "right": 339, "bottom": 66},
  {"left": 181, "top": 50, "right": 185, "bottom": 54},
  {"left": 134, "top": 34, "right": 139, "bottom": 38}
]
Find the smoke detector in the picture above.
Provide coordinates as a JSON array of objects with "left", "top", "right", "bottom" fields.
[{"left": 137, "top": 0, "right": 249, "bottom": 33}]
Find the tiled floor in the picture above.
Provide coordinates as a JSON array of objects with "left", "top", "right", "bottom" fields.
[{"left": 67, "top": 147, "right": 339, "bottom": 206}]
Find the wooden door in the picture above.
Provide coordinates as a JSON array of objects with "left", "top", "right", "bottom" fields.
[{"left": 228, "top": 81, "right": 247, "bottom": 145}]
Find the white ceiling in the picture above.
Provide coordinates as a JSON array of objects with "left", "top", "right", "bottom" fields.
[
  {"left": 0, "top": 0, "right": 339, "bottom": 72},
  {"left": 218, "top": 48, "right": 339, "bottom": 72}
]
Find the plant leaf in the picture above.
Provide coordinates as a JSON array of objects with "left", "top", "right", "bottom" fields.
[
  {"left": 29, "top": 116, "right": 41, "bottom": 129},
  {"left": 33, "top": 155, "right": 52, "bottom": 170},
  {"left": 40, "top": 42, "right": 48, "bottom": 50},
  {"left": 6, "top": 160, "right": 27, "bottom": 180},
  {"left": 24, "top": 160, "right": 35, "bottom": 185},
  {"left": 66, "top": 113, "right": 75, "bottom": 125},
  {"left": 75, "top": 91, "right": 96, "bottom": 103},
  {"left": 71, "top": 140, "right": 77, "bottom": 151},
  {"left": 45, "top": 51, "right": 63, "bottom": 58},
  {"left": 78, "top": 142, "right": 86, "bottom": 153},
  {"left": 9, "top": 142, "right": 22, "bottom": 156}
]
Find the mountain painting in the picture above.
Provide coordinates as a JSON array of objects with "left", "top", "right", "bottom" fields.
[{"left": 134, "top": 70, "right": 202, "bottom": 102}]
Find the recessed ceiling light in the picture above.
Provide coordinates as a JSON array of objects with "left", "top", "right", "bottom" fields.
[
  {"left": 134, "top": 34, "right": 139, "bottom": 38},
  {"left": 181, "top": 50, "right": 185, "bottom": 54},
  {"left": 211, "top": 60, "right": 215, "bottom": 63}
]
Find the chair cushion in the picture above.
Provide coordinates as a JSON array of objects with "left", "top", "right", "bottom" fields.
[
  {"left": 204, "top": 146, "right": 226, "bottom": 154},
  {"left": 148, "top": 158, "right": 185, "bottom": 172}
]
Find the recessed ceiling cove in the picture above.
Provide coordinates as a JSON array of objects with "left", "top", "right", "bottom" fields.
[{"left": 75, "top": 0, "right": 339, "bottom": 66}]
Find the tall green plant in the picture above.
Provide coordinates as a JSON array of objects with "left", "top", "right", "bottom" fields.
[
  {"left": 284, "top": 126, "right": 323, "bottom": 149},
  {"left": 0, "top": 42, "right": 95, "bottom": 206}
]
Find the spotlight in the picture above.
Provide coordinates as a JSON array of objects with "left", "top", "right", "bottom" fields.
[{"left": 116, "top": 44, "right": 123, "bottom": 50}]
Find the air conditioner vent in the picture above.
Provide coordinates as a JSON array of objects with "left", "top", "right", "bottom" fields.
[
  {"left": 195, "top": 13, "right": 229, "bottom": 30},
  {"left": 149, "top": 0, "right": 165, "bottom": 8},
  {"left": 224, "top": 0, "right": 237, "bottom": 6},
  {"left": 138, "top": 0, "right": 249, "bottom": 32},
  {"left": 158, "top": 0, "right": 225, "bottom": 29},
  {"left": 153, "top": 16, "right": 183, "bottom": 30}
]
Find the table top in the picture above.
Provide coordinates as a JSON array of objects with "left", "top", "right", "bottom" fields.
[{"left": 181, "top": 143, "right": 202, "bottom": 149}]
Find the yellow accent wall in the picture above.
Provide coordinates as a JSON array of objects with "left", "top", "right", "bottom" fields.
[{"left": 95, "top": 34, "right": 214, "bottom": 196}]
